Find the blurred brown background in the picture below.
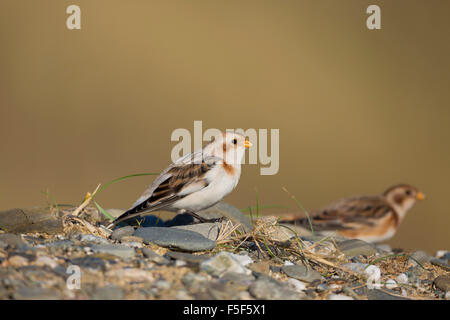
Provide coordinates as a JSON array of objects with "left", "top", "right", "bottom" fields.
[{"left": 1, "top": 1, "right": 449, "bottom": 253}]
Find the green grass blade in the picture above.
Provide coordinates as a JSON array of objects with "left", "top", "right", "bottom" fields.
[
  {"left": 94, "top": 201, "right": 116, "bottom": 222},
  {"left": 94, "top": 173, "right": 159, "bottom": 197},
  {"left": 282, "top": 187, "right": 315, "bottom": 236}
]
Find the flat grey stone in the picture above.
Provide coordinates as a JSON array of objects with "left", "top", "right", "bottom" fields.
[
  {"left": 282, "top": 265, "right": 322, "bottom": 282},
  {"left": 172, "top": 223, "right": 220, "bottom": 241},
  {"left": 0, "top": 207, "right": 63, "bottom": 234},
  {"left": 249, "top": 279, "right": 304, "bottom": 300},
  {"left": 90, "top": 244, "right": 136, "bottom": 259},
  {"left": 141, "top": 248, "right": 170, "bottom": 265},
  {"left": 110, "top": 226, "right": 135, "bottom": 241},
  {"left": 197, "top": 202, "right": 253, "bottom": 233},
  {"left": 134, "top": 227, "right": 215, "bottom": 252},
  {"left": 336, "top": 239, "right": 377, "bottom": 258}
]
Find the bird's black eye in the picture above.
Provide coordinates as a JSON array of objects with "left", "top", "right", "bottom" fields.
[
  {"left": 405, "top": 190, "right": 412, "bottom": 196},
  {"left": 232, "top": 139, "right": 237, "bottom": 145}
]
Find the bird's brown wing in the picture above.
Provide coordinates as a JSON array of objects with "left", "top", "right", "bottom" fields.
[
  {"left": 111, "top": 156, "right": 219, "bottom": 225},
  {"left": 280, "top": 196, "right": 394, "bottom": 232}
]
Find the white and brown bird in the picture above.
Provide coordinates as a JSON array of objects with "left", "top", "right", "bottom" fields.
[
  {"left": 110, "top": 131, "right": 252, "bottom": 227},
  {"left": 279, "top": 184, "right": 425, "bottom": 243}
]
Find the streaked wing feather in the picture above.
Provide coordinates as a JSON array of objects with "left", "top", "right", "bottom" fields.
[{"left": 112, "top": 154, "right": 220, "bottom": 225}]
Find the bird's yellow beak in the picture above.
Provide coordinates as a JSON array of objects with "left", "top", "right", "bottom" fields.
[
  {"left": 416, "top": 192, "right": 425, "bottom": 200},
  {"left": 244, "top": 139, "right": 253, "bottom": 148}
]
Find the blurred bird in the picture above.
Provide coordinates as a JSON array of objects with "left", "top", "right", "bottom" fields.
[
  {"left": 279, "top": 184, "right": 425, "bottom": 243},
  {"left": 109, "top": 131, "right": 252, "bottom": 227}
]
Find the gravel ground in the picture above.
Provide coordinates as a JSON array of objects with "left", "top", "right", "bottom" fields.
[{"left": 0, "top": 204, "right": 448, "bottom": 300}]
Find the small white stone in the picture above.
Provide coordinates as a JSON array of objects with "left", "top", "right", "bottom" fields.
[
  {"left": 401, "top": 288, "right": 408, "bottom": 297},
  {"left": 329, "top": 284, "right": 341, "bottom": 290},
  {"left": 385, "top": 279, "right": 397, "bottom": 289},
  {"left": 283, "top": 260, "right": 294, "bottom": 266},
  {"left": 121, "top": 241, "right": 143, "bottom": 248},
  {"left": 327, "top": 294, "right": 354, "bottom": 300},
  {"left": 396, "top": 273, "right": 409, "bottom": 284},
  {"left": 364, "top": 265, "right": 382, "bottom": 289},
  {"left": 175, "top": 260, "right": 187, "bottom": 267},
  {"left": 435, "top": 250, "right": 448, "bottom": 259},
  {"left": 445, "top": 291, "right": 450, "bottom": 300},
  {"left": 232, "top": 253, "right": 253, "bottom": 266},
  {"left": 286, "top": 278, "right": 307, "bottom": 292}
]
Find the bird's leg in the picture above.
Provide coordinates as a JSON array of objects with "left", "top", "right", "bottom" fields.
[{"left": 184, "top": 211, "right": 224, "bottom": 223}]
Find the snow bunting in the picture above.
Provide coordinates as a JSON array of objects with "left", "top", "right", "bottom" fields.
[
  {"left": 110, "top": 131, "right": 252, "bottom": 227},
  {"left": 279, "top": 184, "right": 425, "bottom": 243}
]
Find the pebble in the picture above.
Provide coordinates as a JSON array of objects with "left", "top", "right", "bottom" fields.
[
  {"left": 76, "top": 234, "right": 110, "bottom": 245},
  {"left": 13, "top": 287, "right": 60, "bottom": 300},
  {"left": 249, "top": 279, "right": 303, "bottom": 300},
  {"left": 336, "top": 239, "right": 377, "bottom": 258},
  {"left": 182, "top": 272, "right": 209, "bottom": 290},
  {"left": 120, "top": 236, "right": 143, "bottom": 243},
  {"left": 172, "top": 223, "right": 220, "bottom": 241},
  {"left": 222, "top": 272, "right": 255, "bottom": 284},
  {"left": 327, "top": 294, "right": 354, "bottom": 300},
  {"left": 342, "top": 262, "right": 369, "bottom": 274},
  {"left": 8, "top": 255, "right": 29, "bottom": 267},
  {"left": 110, "top": 226, "right": 135, "bottom": 241},
  {"left": 35, "top": 256, "right": 58, "bottom": 269},
  {"left": 409, "top": 250, "right": 430, "bottom": 266},
  {"left": 141, "top": 248, "right": 170, "bottom": 265},
  {"left": 385, "top": 279, "right": 398, "bottom": 289},
  {"left": 90, "top": 244, "right": 136, "bottom": 259},
  {"left": 364, "top": 265, "right": 382, "bottom": 289},
  {"left": 0, "top": 233, "right": 26, "bottom": 248},
  {"left": 430, "top": 258, "right": 450, "bottom": 271},
  {"left": 396, "top": 273, "right": 409, "bottom": 285},
  {"left": 196, "top": 202, "right": 253, "bottom": 233},
  {"left": 165, "top": 251, "right": 209, "bottom": 264},
  {"left": 316, "top": 283, "right": 328, "bottom": 292},
  {"left": 70, "top": 256, "right": 106, "bottom": 271},
  {"left": 134, "top": 227, "right": 216, "bottom": 252},
  {"left": 435, "top": 250, "right": 449, "bottom": 260},
  {"left": 357, "top": 287, "right": 410, "bottom": 300},
  {"left": 93, "top": 285, "right": 124, "bottom": 300},
  {"left": 200, "top": 252, "right": 252, "bottom": 277},
  {"left": 376, "top": 244, "right": 393, "bottom": 253},
  {"left": 153, "top": 280, "right": 171, "bottom": 291},
  {"left": 433, "top": 275, "right": 450, "bottom": 292},
  {"left": 120, "top": 241, "right": 143, "bottom": 248},
  {"left": 282, "top": 265, "right": 322, "bottom": 282},
  {"left": 248, "top": 261, "right": 271, "bottom": 275},
  {"left": 286, "top": 278, "right": 307, "bottom": 292}
]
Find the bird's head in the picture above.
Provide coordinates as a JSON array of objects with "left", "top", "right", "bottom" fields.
[
  {"left": 204, "top": 131, "right": 252, "bottom": 166},
  {"left": 383, "top": 184, "right": 425, "bottom": 221}
]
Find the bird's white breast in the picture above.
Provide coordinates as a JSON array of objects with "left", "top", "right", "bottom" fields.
[{"left": 171, "top": 164, "right": 241, "bottom": 212}]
